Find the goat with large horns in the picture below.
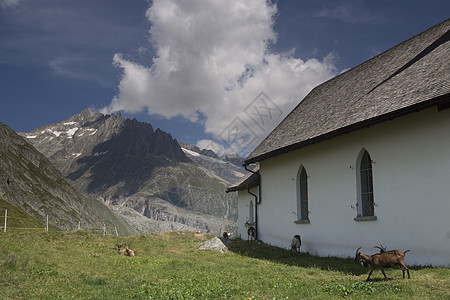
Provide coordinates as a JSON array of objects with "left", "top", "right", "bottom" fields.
[
  {"left": 374, "top": 244, "right": 387, "bottom": 253},
  {"left": 354, "top": 247, "right": 410, "bottom": 281}
]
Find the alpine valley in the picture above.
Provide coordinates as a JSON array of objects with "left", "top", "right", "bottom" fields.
[{"left": 19, "top": 109, "right": 244, "bottom": 235}]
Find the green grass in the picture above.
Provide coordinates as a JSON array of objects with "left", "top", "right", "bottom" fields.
[
  {"left": 0, "top": 230, "right": 448, "bottom": 299},
  {"left": 0, "top": 199, "right": 48, "bottom": 231}
]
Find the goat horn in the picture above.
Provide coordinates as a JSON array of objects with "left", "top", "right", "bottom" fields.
[
  {"left": 356, "top": 246, "right": 362, "bottom": 254},
  {"left": 374, "top": 244, "right": 386, "bottom": 252}
]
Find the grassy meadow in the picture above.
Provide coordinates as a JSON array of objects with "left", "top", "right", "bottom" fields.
[{"left": 0, "top": 230, "right": 448, "bottom": 299}]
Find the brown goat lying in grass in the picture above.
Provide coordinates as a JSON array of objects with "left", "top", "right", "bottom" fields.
[
  {"left": 116, "top": 244, "right": 135, "bottom": 257},
  {"left": 354, "top": 247, "right": 410, "bottom": 281},
  {"left": 116, "top": 244, "right": 125, "bottom": 253},
  {"left": 124, "top": 245, "right": 135, "bottom": 257}
]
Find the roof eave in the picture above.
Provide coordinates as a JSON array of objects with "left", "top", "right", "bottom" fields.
[
  {"left": 226, "top": 173, "right": 260, "bottom": 193},
  {"left": 244, "top": 93, "right": 450, "bottom": 166}
]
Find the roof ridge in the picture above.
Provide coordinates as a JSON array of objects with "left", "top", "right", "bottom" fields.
[
  {"left": 368, "top": 28, "right": 450, "bottom": 94},
  {"left": 245, "top": 19, "right": 450, "bottom": 165}
]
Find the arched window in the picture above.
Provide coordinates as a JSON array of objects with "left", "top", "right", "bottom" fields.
[
  {"left": 296, "top": 166, "right": 309, "bottom": 221},
  {"left": 356, "top": 149, "right": 375, "bottom": 218}
]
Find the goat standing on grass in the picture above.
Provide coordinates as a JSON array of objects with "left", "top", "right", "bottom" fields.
[
  {"left": 374, "top": 244, "right": 387, "bottom": 253},
  {"left": 290, "top": 235, "right": 301, "bottom": 255},
  {"left": 244, "top": 221, "right": 256, "bottom": 241},
  {"left": 354, "top": 247, "right": 410, "bottom": 281}
]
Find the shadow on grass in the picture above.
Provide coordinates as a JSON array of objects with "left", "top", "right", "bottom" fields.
[{"left": 227, "top": 239, "right": 370, "bottom": 277}]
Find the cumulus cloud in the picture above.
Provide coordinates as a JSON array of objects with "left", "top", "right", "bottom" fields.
[
  {"left": 196, "top": 139, "right": 228, "bottom": 156},
  {"left": 102, "top": 0, "right": 338, "bottom": 155}
]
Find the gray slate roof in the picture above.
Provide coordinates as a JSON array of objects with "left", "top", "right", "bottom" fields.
[
  {"left": 226, "top": 164, "right": 259, "bottom": 192},
  {"left": 245, "top": 19, "right": 450, "bottom": 165}
]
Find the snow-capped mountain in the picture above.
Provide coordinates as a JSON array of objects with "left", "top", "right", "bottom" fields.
[
  {"left": 20, "top": 109, "right": 238, "bottom": 234},
  {"left": 180, "top": 147, "right": 245, "bottom": 183}
]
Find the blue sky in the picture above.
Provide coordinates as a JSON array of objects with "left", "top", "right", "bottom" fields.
[{"left": 1, "top": 0, "right": 449, "bottom": 156}]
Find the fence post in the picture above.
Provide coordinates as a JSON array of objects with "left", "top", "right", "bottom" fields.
[
  {"left": 78, "top": 221, "right": 81, "bottom": 230},
  {"left": 3, "top": 209, "right": 6, "bottom": 233},
  {"left": 103, "top": 223, "right": 106, "bottom": 236},
  {"left": 115, "top": 226, "right": 119, "bottom": 237},
  {"left": 46, "top": 215, "right": 49, "bottom": 232}
]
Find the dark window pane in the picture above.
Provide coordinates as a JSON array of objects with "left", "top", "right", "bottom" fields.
[
  {"left": 360, "top": 151, "right": 374, "bottom": 217},
  {"left": 299, "top": 168, "right": 309, "bottom": 220}
]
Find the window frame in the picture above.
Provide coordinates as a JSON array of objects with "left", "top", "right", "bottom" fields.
[
  {"left": 295, "top": 165, "right": 310, "bottom": 224},
  {"left": 355, "top": 149, "right": 377, "bottom": 221}
]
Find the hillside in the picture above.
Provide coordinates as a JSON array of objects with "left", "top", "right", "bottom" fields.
[
  {"left": 20, "top": 110, "right": 238, "bottom": 234},
  {"left": 0, "top": 122, "right": 132, "bottom": 235},
  {"left": 0, "top": 198, "right": 44, "bottom": 230}
]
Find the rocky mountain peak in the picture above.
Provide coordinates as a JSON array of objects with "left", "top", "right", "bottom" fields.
[
  {"left": 18, "top": 110, "right": 238, "bottom": 235},
  {"left": 200, "top": 149, "right": 219, "bottom": 159},
  {"left": 20, "top": 109, "right": 190, "bottom": 197},
  {"left": 78, "top": 108, "right": 94, "bottom": 119},
  {"left": 178, "top": 142, "right": 201, "bottom": 153}
]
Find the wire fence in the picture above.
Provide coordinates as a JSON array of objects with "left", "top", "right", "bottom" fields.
[{"left": 0, "top": 208, "right": 119, "bottom": 236}]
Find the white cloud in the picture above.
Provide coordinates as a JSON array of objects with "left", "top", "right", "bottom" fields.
[
  {"left": 196, "top": 139, "right": 228, "bottom": 156},
  {"left": 48, "top": 55, "right": 110, "bottom": 86},
  {"left": 316, "top": 1, "right": 385, "bottom": 24},
  {"left": 102, "top": 0, "right": 338, "bottom": 156},
  {"left": 0, "top": 0, "right": 20, "bottom": 9}
]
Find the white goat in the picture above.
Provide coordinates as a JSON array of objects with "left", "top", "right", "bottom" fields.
[{"left": 244, "top": 221, "right": 256, "bottom": 241}]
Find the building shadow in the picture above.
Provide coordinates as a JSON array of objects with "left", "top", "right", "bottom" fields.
[{"left": 227, "top": 238, "right": 377, "bottom": 277}]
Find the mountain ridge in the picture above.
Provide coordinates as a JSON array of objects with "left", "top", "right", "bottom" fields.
[
  {"left": 178, "top": 141, "right": 245, "bottom": 169},
  {"left": 20, "top": 110, "right": 239, "bottom": 234}
]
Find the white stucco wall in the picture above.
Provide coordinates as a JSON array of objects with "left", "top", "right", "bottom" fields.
[
  {"left": 237, "top": 187, "right": 258, "bottom": 240},
  {"left": 252, "top": 106, "right": 450, "bottom": 266}
]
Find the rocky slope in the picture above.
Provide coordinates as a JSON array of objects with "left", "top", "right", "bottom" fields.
[
  {"left": 20, "top": 110, "right": 238, "bottom": 234},
  {"left": 0, "top": 122, "right": 132, "bottom": 235}
]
